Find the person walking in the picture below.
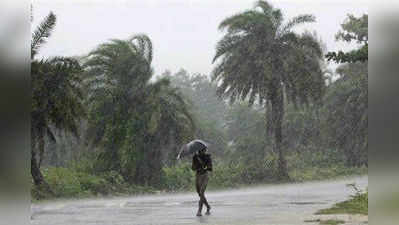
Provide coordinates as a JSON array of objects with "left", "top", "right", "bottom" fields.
[{"left": 192, "top": 147, "right": 212, "bottom": 216}]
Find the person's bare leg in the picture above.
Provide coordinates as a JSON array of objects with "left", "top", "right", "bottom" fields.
[
  {"left": 197, "top": 200, "right": 203, "bottom": 216},
  {"left": 196, "top": 175, "right": 202, "bottom": 216},
  {"left": 201, "top": 174, "right": 211, "bottom": 215},
  {"left": 202, "top": 194, "right": 211, "bottom": 215}
]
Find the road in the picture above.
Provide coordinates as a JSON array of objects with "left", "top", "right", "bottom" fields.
[{"left": 31, "top": 176, "right": 367, "bottom": 225}]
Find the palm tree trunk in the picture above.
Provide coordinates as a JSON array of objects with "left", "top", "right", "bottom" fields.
[
  {"left": 38, "top": 132, "right": 45, "bottom": 168},
  {"left": 31, "top": 130, "right": 53, "bottom": 195},
  {"left": 270, "top": 88, "right": 289, "bottom": 180},
  {"left": 31, "top": 130, "right": 43, "bottom": 185},
  {"left": 31, "top": 149, "right": 44, "bottom": 186},
  {"left": 32, "top": 149, "right": 54, "bottom": 196}
]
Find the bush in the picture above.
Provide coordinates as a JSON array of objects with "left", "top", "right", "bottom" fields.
[
  {"left": 161, "top": 163, "right": 194, "bottom": 191},
  {"left": 42, "top": 167, "right": 83, "bottom": 198},
  {"left": 33, "top": 167, "right": 154, "bottom": 200},
  {"left": 160, "top": 153, "right": 280, "bottom": 191},
  {"left": 317, "top": 185, "right": 368, "bottom": 215}
]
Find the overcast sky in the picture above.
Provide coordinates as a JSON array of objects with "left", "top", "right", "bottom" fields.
[{"left": 33, "top": 0, "right": 368, "bottom": 75}]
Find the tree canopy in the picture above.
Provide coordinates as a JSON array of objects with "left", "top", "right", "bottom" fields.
[{"left": 212, "top": 0, "right": 325, "bottom": 179}]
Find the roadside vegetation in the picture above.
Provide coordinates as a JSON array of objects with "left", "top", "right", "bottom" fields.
[
  {"left": 305, "top": 219, "right": 345, "bottom": 225},
  {"left": 316, "top": 184, "right": 368, "bottom": 215},
  {"left": 31, "top": 1, "right": 368, "bottom": 200}
]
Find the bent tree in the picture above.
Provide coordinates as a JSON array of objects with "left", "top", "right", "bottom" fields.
[
  {"left": 31, "top": 12, "right": 85, "bottom": 188},
  {"left": 212, "top": 0, "right": 325, "bottom": 179},
  {"left": 84, "top": 34, "right": 195, "bottom": 185}
]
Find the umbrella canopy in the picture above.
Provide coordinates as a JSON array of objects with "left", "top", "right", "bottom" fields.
[{"left": 177, "top": 139, "right": 209, "bottom": 159}]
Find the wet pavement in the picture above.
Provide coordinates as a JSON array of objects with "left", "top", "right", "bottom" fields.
[{"left": 31, "top": 176, "right": 367, "bottom": 225}]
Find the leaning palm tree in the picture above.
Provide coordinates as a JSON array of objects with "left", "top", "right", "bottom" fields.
[
  {"left": 84, "top": 34, "right": 156, "bottom": 172},
  {"left": 212, "top": 0, "right": 325, "bottom": 179},
  {"left": 84, "top": 34, "right": 195, "bottom": 184},
  {"left": 31, "top": 11, "right": 85, "bottom": 187}
]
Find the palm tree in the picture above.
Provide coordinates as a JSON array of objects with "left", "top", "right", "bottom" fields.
[
  {"left": 84, "top": 34, "right": 195, "bottom": 184},
  {"left": 31, "top": 12, "right": 86, "bottom": 187},
  {"left": 212, "top": 0, "right": 325, "bottom": 179}
]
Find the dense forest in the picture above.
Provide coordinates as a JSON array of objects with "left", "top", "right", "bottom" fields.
[{"left": 31, "top": 1, "right": 367, "bottom": 199}]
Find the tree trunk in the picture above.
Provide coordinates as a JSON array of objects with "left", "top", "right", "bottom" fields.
[
  {"left": 270, "top": 88, "right": 289, "bottom": 180},
  {"left": 38, "top": 132, "right": 45, "bottom": 168},
  {"left": 31, "top": 149, "right": 44, "bottom": 186},
  {"left": 32, "top": 149, "right": 54, "bottom": 195}
]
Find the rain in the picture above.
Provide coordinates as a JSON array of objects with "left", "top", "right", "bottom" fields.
[{"left": 28, "top": 0, "right": 370, "bottom": 224}]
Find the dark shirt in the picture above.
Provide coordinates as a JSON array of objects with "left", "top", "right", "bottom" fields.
[{"left": 192, "top": 153, "right": 212, "bottom": 175}]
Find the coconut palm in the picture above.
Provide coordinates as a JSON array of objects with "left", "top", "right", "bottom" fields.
[
  {"left": 83, "top": 35, "right": 155, "bottom": 172},
  {"left": 212, "top": 0, "right": 325, "bottom": 179},
  {"left": 84, "top": 34, "right": 195, "bottom": 184},
  {"left": 31, "top": 12, "right": 85, "bottom": 187}
]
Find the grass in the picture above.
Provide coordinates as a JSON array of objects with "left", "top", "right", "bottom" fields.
[
  {"left": 319, "top": 219, "right": 345, "bottom": 225},
  {"left": 316, "top": 185, "right": 368, "bottom": 215},
  {"left": 32, "top": 158, "right": 368, "bottom": 201},
  {"left": 305, "top": 219, "right": 345, "bottom": 225},
  {"left": 31, "top": 167, "right": 157, "bottom": 201}
]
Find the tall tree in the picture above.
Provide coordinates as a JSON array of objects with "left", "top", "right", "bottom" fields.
[
  {"left": 31, "top": 12, "right": 85, "bottom": 187},
  {"left": 326, "top": 14, "right": 368, "bottom": 63},
  {"left": 212, "top": 0, "right": 325, "bottom": 179},
  {"left": 324, "top": 14, "right": 368, "bottom": 166},
  {"left": 324, "top": 62, "right": 368, "bottom": 166},
  {"left": 84, "top": 35, "right": 195, "bottom": 185}
]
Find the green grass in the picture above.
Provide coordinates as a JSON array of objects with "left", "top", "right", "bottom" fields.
[
  {"left": 305, "top": 219, "right": 345, "bottom": 225},
  {"left": 316, "top": 191, "right": 368, "bottom": 215},
  {"left": 31, "top": 167, "right": 157, "bottom": 201},
  {"left": 32, "top": 156, "right": 368, "bottom": 201},
  {"left": 320, "top": 219, "right": 345, "bottom": 225}
]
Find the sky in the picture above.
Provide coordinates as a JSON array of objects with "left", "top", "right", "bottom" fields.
[{"left": 33, "top": 0, "right": 368, "bottom": 76}]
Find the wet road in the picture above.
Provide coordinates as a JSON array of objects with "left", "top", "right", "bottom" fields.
[{"left": 31, "top": 176, "right": 367, "bottom": 225}]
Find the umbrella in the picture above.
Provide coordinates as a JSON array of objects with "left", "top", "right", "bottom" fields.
[{"left": 177, "top": 139, "right": 209, "bottom": 159}]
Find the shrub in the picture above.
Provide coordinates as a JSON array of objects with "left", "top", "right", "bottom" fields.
[{"left": 161, "top": 163, "right": 195, "bottom": 191}]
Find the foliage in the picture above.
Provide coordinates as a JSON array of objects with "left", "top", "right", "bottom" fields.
[
  {"left": 225, "top": 102, "right": 268, "bottom": 160},
  {"left": 212, "top": 0, "right": 325, "bottom": 179},
  {"left": 31, "top": 167, "right": 157, "bottom": 200},
  {"left": 324, "top": 62, "right": 368, "bottom": 166},
  {"left": 161, "top": 162, "right": 195, "bottom": 191},
  {"left": 317, "top": 185, "right": 368, "bottom": 215},
  {"left": 84, "top": 34, "right": 195, "bottom": 185},
  {"left": 31, "top": 11, "right": 56, "bottom": 59},
  {"left": 160, "top": 151, "right": 365, "bottom": 192},
  {"left": 31, "top": 4, "right": 368, "bottom": 199},
  {"left": 325, "top": 44, "right": 368, "bottom": 63},
  {"left": 326, "top": 14, "right": 368, "bottom": 63},
  {"left": 165, "top": 70, "right": 229, "bottom": 159},
  {"left": 31, "top": 11, "right": 86, "bottom": 188},
  {"left": 304, "top": 219, "right": 345, "bottom": 225}
]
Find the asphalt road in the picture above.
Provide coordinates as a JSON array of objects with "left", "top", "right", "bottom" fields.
[{"left": 31, "top": 176, "right": 367, "bottom": 225}]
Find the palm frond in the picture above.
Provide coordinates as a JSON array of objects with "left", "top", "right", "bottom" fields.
[
  {"left": 31, "top": 11, "right": 56, "bottom": 59},
  {"left": 218, "top": 10, "right": 260, "bottom": 32},
  {"left": 254, "top": 0, "right": 274, "bottom": 13},
  {"left": 129, "top": 34, "right": 153, "bottom": 64},
  {"left": 213, "top": 34, "right": 244, "bottom": 63},
  {"left": 280, "top": 14, "right": 315, "bottom": 35}
]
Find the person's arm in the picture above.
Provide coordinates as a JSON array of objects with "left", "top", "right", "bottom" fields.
[
  {"left": 192, "top": 156, "right": 196, "bottom": 171},
  {"left": 192, "top": 155, "right": 202, "bottom": 171},
  {"left": 206, "top": 155, "right": 213, "bottom": 172}
]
